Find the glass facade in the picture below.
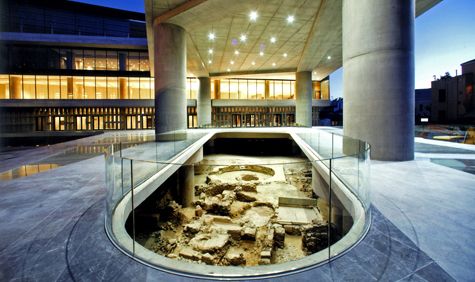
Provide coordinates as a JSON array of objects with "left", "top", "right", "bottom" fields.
[
  {"left": 0, "top": 0, "right": 146, "bottom": 38},
  {"left": 1, "top": 45, "right": 150, "bottom": 72}
]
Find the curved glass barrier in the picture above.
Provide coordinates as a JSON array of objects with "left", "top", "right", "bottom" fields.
[{"left": 104, "top": 129, "right": 371, "bottom": 279}]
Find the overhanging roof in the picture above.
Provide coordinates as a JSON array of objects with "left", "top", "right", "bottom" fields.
[{"left": 145, "top": 0, "right": 441, "bottom": 79}]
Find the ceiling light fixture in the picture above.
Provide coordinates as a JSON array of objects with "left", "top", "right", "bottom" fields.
[
  {"left": 230, "top": 60, "right": 235, "bottom": 65},
  {"left": 208, "top": 48, "right": 213, "bottom": 54},
  {"left": 251, "top": 61, "right": 256, "bottom": 65},
  {"left": 327, "top": 55, "right": 331, "bottom": 60},
  {"left": 240, "top": 34, "right": 247, "bottom": 42},
  {"left": 234, "top": 50, "right": 240, "bottom": 55},
  {"left": 272, "top": 62, "right": 276, "bottom": 67},
  {"left": 208, "top": 32, "right": 215, "bottom": 40},
  {"left": 208, "top": 60, "right": 212, "bottom": 64},
  {"left": 270, "top": 37, "right": 276, "bottom": 43},
  {"left": 249, "top": 11, "right": 258, "bottom": 21},
  {"left": 287, "top": 15, "right": 295, "bottom": 24},
  {"left": 227, "top": 68, "right": 231, "bottom": 72},
  {"left": 259, "top": 51, "right": 264, "bottom": 56},
  {"left": 283, "top": 53, "right": 288, "bottom": 57}
]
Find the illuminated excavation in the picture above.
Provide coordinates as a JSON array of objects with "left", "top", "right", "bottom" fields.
[{"left": 131, "top": 151, "right": 339, "bottom": 266}]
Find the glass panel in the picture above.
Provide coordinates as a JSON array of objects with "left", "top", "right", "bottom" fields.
[
  {"left": 96, "top": 77, "right": 107, "bottom": 99},
  {"left": 290, "top": 81, "right": 296, "bottom": 99},
  {"left": 313, "top": 81, "right": 321, "bottom": 99},
  {"left": 36, "top": 75, "right": 48, "bottom": 99},
  {"left": 256, "top": 80, "right": 265, "bottom": 99},
  {"left": 0, "top": 74, "right": 10, "bottom": 99},
  {"left": 283, "top": 81, "right": 292, "bottom": 100},
  {"left": 84, "top": 50, "right": 95, "bottom": 70},
  {"left": 107, "top": 77, "right": 118, "bottom": 99},
  {"left": 48, "top": 76, "right": 60, "bottom": 99},
  {"left": 268, "top": 81, "right": 275, "bottom": 100},
  {"left": 321, "top": 80, "right": 329, "bottom": 100},
  {"left": 47, "top": 48, "right": 60, "bottom": 69},
  {"left": 129, "top": 78, "right": 140, "bottom": 99},
  {"left": 247, "top": 80, "right": 257, "bottom": 99},
  {"left": 23, "top": 75, "right": 36, "bottom": 99},
  {"left": 72, "top": 76, "right": 84, "bottom": 99},
  {"left": 128, "top": 52, "right": 140, "bottom": 71},
  {"left": 95, "top": 50, "right": 107, "bottom": 70},
  {"left": 220, "top": 79, "right": 229, "bottom": 99},
  {"left": 189, "top": 78, "right": 198, "bottom": 99},
  {"left": 84, "top": 76, "right": 95, "bottom": 99},
  {"left": 139, "top": 52, "right": 149, "bottom": 71},
  {"left": 229, "top": 80, "right": 238, "bottom": 99},
  {"left": 274, "top": 80, "right": 283, "bottom": 100},
  {"left": 60, "top": 49, "right": 71, "bottom": 69},
  {"left": 238, "top": 79, "right": 247, "bottom": 99},
  {"left": 107, "top": 51, "right": 118, "bottom": 70},
  {"left": 139, "top": 77, "right": 150, "bottom": 99},
  {"left": 73, "top": 49, "right": 84, "bottom": 70}
]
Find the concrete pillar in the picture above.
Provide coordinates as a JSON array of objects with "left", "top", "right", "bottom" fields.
[
  {"left": 153, "top": 23, "right": 187, "bottom": 140},
  {"left": 296, "top": 71, "right": 312, "bottom": 127},
  {"left": 119, "top": 52, "right": 127, "bottom": 71},
  {"left": 197, "top": 77, "right": 211, "bottom": 127},
  {"left": 343, "top": 0, "right": 415, "bottom": 161},
  {"left": 179, "top": 165, "right": 194, "bottom": 207},
  {"left": 10, "top": 76, "right": 22, "bottom": 99},
  {"left": 119, "top": 78, "right": 128, "bottom": 99}
]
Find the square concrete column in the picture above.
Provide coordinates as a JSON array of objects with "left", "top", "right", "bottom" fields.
[
  {"left": 153, "top": 23, "right": 187, "bottom": 140},
  {"left": 197, "top": 77, "right": 211, "bottom": 127},
  {"left": 343, "top": 0, "right": 415, "bottom": 161},
  {"left": 296, "top": 71, "right": 313, "bottom": 127}
]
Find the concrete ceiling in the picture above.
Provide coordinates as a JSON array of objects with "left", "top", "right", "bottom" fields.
[{"left": 146, "top": 0, "right": 442, "bottom": 80}]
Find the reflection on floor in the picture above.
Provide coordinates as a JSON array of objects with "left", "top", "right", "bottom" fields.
[{"left": 430, "top": 158, "right": 475, "bottom": 175}]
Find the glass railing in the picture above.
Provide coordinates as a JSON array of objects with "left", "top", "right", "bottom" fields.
[{"left": 104, "top": 128, "right": 371, "bottom": 279}]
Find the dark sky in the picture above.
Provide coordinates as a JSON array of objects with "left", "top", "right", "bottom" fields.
[{"left": 72, "top": 0, "right": 475, "bottom": 97}]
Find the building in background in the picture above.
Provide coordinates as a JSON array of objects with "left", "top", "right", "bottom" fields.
[
  {"left": 0, "top": 0, "right": 330, "bottom": 146},
  {"left": 415, "top": 88, "right": 432, "bottom": 124},
  {"left": 431, "top": 59, "right": 475, "bottom": 123}
]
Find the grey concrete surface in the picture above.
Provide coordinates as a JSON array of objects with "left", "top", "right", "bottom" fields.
[
  {"left": 296, "top": 71, "right": 313, "bottom": 127},
  {"left": 154, "top": 23, "right": 187, "bottom": 138},
  {"left": 0, "top": 128, "right": 467, "bottom": 281},
  {"left": 343, "top": 0, "right": 415, "bottom": 161},
  {"left": 197, "top": 77, "right": 211, "bottom": 127}
]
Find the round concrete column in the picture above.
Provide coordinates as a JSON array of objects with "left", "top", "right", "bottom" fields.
[
  {"left": 197, "top": 77, "right": 211, "bottom": 127},
  {"left": 153, "top": 23, "right": 187, "bottom": 140},
  {"left": 296, "top": 71, "right": 313, "bottom": 127},
  {"left": 343, "top": 0, "right": 415, "bottom": 161},
  {"left": 10, "top": 76, "right": 22, "bottom": 99},
  {"left": 179, "top": 165, "right": 194, "bottom": 207},
  {"left": 119, "top": 78, "right": 128, "bottom": 99}
]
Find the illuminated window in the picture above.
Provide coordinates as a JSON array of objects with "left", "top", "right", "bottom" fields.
[
  {"left": 48, "top": 76, "right": 60, "bottom": 99},
  {"left": 107, "top": 51, "right": 118, "bottom": 70},
  {"left": 84, "top": 50, "right": 95, "bottom": 70},
  {"left": 95, "top": 51, "right": 107, "bottom": 70},
  {"left": 36, "top": 75, "right": 48, "bottom": 99},
  {"left": 256, "top": 80, "right": 265, "bottom": 99},
  {"left": 0, "top": 75, "right": 10, "bottom": 99},
  {"left": 23, "top": 75, "right": 36, "bottom": 99},
  {"left": 84, "top": 76, "right": 95, "bottom": 99},
  {"left": 220, "top": 80, "right": 229, "bottom": 99},
  {"left": 139, "top": 77, "right": 150, "bottom": 99},
  {"left": 73, "top": 49, "right": 84, "bottom": 70},
  {"left": 128, "top": 52, "right": 140, "bottom": 71},
  {"left": 73, "top": 76, "right": 84, "bottom": 99},
  {"left": 107, "top": 77, "right": 118, "bottom": 99},
  {"left": 189, "top": 78, "right": 198, "bottom": 99},
  {"left": 238, "top": 79, "right": 247, "bottom": 99},
  {"left": 229, "top": 80, "right": 238, "bottom": 99},
  {"left": 139, "top": 52, "right": 149, "bottom": 71},
  {"left": 129, "top": 77, "right": 140, "bottom": 99},
  {"left": 96, "top": 77, "right": 107, "bottom": 99}
]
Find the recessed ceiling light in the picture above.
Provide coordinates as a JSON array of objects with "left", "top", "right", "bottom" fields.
[
  {"left": 249, "top": 11, "right": 258, "bottom": 21},
  {"left": 208, "top": 48, "right": 213, "bottom": 54},
  {"left": 240, "top": 34, "right": 247, "bottom": 42},
  {"left": 272, "top": 62, "right": 276, "bottom": 67},
  {"left": 230, "top": 60, "right": 235, "bottom": 65},
  {"left": 270, "top": 37, "right": 276, "bottom": 43},
  {"left": 227, "top": 68, "right": 231, "bottom": 72},
  {"left": 327, "top": 55, "right": 331, "bottom": 60},
  {"left": 313, "top": 71, "right": 317, "bottom": 75},
  {"left": 208, "top": 32, "right": 215, "bottom": 40},
  {"left": 208, "top": 60, "right": 212, "bottom": 64},
  {"left": 287, "top": 15, "right": 295, "bottom": 24},
  {"left": 259, "top": 51, "right": 264, "bottom": 56},
  {"left": 283, "top": 53, "right": 288, "bottom": 57},
  {"left": 234, "top": 50, "right": 239, "bottom": 55},
  {"left": 251, "top": 61, "right": 256, "bottom": 65}
]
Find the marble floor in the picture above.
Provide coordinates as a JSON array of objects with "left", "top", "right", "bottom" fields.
[{"left": 0, "top": 128, "right": 473, "bottom": 281}]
